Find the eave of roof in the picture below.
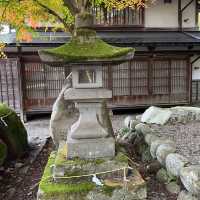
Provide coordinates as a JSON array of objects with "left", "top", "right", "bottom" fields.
[{"left": 3, "top": 30, "right": 200, "bottom": 48}]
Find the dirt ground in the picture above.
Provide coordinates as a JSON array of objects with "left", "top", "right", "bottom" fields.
[{"left": 0, "top": 138, "right": 53, "bottom": 200}]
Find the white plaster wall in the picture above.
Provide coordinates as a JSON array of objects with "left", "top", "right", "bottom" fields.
[
  {"left": 145, "top": 0, "right": 196, "bottom": 28},
  {"left": 182, "top": 0, "right": 196, "bottom": 28},
  {"left": 192, "top": 55, "right": 200, "bottom": 80}
]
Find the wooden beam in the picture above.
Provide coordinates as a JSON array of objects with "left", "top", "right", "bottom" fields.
[
  {"left": 181, "top": 0, "right": 195, "bottom": 12},
  {"left": 191, "top": 55, "right": 200, "bottom": 64},
  {"left": 178, "top": 0, "right": 182, "bottom": 30}
]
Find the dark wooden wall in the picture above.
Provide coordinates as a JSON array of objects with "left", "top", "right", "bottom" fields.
[
  {"left": 0, "top": 55, "right": 192, "bottom": 115},
  {"left": 0, "top": 59, "right": 23, "bottom": 116}
]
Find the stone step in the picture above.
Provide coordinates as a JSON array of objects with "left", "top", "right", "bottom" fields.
[
  {"left": 53, "top": 141, "right": 129, "bottom": 183},
  {"left": 38, "top": 148, "right": 147, "bottom": 200}
]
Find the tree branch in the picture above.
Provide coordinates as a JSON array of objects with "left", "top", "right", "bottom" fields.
[
  {"left": 0, "top": 0, "right": 10, "bottom": 23},
  {"left": 33, "top": 0, "right": 71, "bottom": 30},
  {"left": 63, "top": 0, "right": 80, "bottom": 15}
]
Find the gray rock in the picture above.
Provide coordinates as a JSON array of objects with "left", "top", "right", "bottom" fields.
[
  {"left": 129, "top": 120, "right": 140, "bottom": 130},
  {"left": 156, "top": 168, "right": 176, "bottom": 184},
  {"left": 15, "top": 162, "right": 24, "bottom": 169},
  {"left": 67, "top": 137, "right": 115, "bottom": 159},
  {"left": 150, "top": 138, "right": 175, "bottom": 158},
  {"left": 177, "top": 190, "right": 199, "bottom": 200},
  {"left": 166, "top": 153, "right": 190, "bottom": 177},
  {"left": 87, "top": 186, "right": 147, "bottom": 200},
  {"left": 135, "top": 123, "right": 152, "bottom": 136},
  {"left": 50, "top": 78, "right": 78, "bottom": 147},
  {"left": 170, "top": 106, "right": 200, "bottom": 124},
  {"left": 180, "top": 165, "right": 200, "bottom": 195},
  {"left": 156, "top": 144, "right": 176, "bottom": 166},
  {"left": 117, "top": 128, "right": 130, "bottom": 139},
  {"left": 135, "top": 115, "right": 142, "bottom": 121},
  {"left": 121, "top": 131, "right": 133, "bottom": 141},
  {"left": 166, "top": 182, "right": 180, "bottom": 194},
  {"left": 144, "top": 134, "right": 159, "bottom": 146},
  {"left": 99, "top": 100, "right": 114, "bottom": 138},
  {"left": 124, "top": 116, "right": 135, "bottom": 128},
  {"left": 156, "top": 168, "right": 170, "bottom": 184},
  {"left": 141, "top": 106, "right": 172, "bottom": 125},
  {"left": 141, "top": 147, "right": 153, "bottom": 163}
]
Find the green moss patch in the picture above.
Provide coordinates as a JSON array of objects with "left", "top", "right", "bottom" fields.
[
  {"left": 0, "top": 103, "right": 13, "bottom": 117},
  {"left": 0, "top": 103, "right": 28, "bottom": 158},
  {"left": 114, "top": 152, "right": 129, "bottom": 163},
  {"left": 40, "top": 37, "right": 134, "bottom": 63},
  {"left": 39, "top": 152, "right": 95, "bottom": 199},
  {"left": 101, "top": 185, "right": 121, "bottom": 197},
  {"left": 54, "top": 143, "right": 105, "bottom": 167}
]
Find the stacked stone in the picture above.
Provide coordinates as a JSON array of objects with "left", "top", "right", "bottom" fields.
[
  {"left": 129, "top": 118, "right": 200, "bottom": 200},
  {"left": 169, "top": 106, "right": 200, "bottom": 124}
]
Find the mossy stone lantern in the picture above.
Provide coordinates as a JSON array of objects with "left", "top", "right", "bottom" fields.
[{"left": 39, "top": 28, "right": 135, "bottom": 159}]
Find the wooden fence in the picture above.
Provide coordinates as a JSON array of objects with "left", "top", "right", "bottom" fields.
[{"left": 0, "top": 56, "right": 192, "bottom": 115}]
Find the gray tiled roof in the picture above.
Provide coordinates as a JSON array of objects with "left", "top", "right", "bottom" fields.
[{"left": 2, "top": 30, "right": 200, "bottom": 47}]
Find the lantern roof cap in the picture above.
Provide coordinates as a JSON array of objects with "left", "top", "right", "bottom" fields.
[{"left": 39, "top": 37, "right": 135, "bottom": 65}]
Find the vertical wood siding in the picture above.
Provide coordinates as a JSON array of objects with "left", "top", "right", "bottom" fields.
[
  {"left": 0, "top": 58, "right": 22, "bottom": 113},
  {"left": 23, "top": 62, "right": 68, "bottom": 111},
  {"left": 0, "top": 56, "right": 191, "bottom": 113}
]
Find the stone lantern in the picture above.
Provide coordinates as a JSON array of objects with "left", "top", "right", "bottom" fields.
[
  {"left": 39, "top": 28, "right": 135, "bottom": 160},
  {"left": 64, "top": 63, "right": 114, "bottom": 159},
  {"left": 37, "top": 13, "right": 148, "bottom": 200}
]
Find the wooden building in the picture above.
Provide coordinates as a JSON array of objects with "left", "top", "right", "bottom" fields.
[{"left": 1, "top": 0, "right": 200, "bottom": 117}]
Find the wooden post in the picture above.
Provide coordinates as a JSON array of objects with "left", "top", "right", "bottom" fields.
[
  {"left": 17, "top": 46, "right": 27, "bottom": 122},
  {"left": 178, "top": 0, "right": 182, "bottom": 30}
]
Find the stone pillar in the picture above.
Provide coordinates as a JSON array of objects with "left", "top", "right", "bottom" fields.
[{"left": 64, "top": 88, "right": 115, "bottom": 159}]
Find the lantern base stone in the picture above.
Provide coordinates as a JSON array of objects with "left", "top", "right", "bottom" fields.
[{"left": 67, "top": 136, "right": 115, "bottom": 159}]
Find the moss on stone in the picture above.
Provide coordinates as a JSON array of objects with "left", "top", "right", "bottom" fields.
[
  {"left": 54, "top": 143, "right": 106, "bottom": 168},
  {"left": 39, "top": 152, "right": 95, "bottom": 199},
  {"left": 0, "top": 103, "right": 28, "bottom": 158},
  {"left": 114, "top": 152, "right": 129, "bottom": 163},
  {"left": 39, "top": 150, "right": 147, "bottom": 200},
  {"left": 101, "top": 185, "right": 121, "bottom": 197},
  {"left": 40, "top": 37, "right": 134, "bottom": 63},
  {"left": 0, "top": 103, "right": 13, "bottom": 117}
]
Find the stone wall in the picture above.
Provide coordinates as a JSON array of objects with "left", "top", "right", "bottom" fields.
[{"left": 121, "top": 107, "right": 200, "bottom": 200}]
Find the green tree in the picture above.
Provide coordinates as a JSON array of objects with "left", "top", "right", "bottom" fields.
[{"left": 0, "top": 0, "right": 152, "bottom": 41}]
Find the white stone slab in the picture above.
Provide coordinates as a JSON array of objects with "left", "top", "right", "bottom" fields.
[
  {"left": 64, "top": 88, "right": 112, "bottom": 101},
  {"left": 141, "top": 106, "right": 172, "bottom": 125}
]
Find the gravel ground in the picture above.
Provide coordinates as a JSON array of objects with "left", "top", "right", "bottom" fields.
[
  {"left": 25, "top": 116, "right": 50, "bottom": 144},
  {"left": 151, "top": 121, "right": 200, "bottom": 165}
]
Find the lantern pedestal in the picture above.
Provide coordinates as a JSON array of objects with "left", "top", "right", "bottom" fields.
[
  {"left": 64, "top": 88, "right": 115, "bottom": 159},
  {"left": 67, "top": 137, "right": 115, "bottom": 159}
]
